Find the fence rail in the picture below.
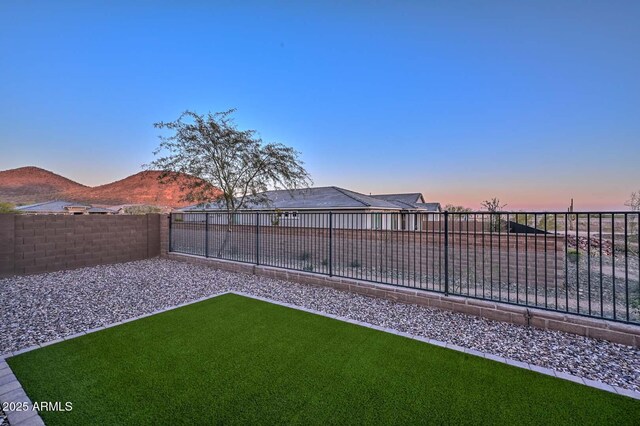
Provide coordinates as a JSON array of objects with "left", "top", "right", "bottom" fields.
[{"left": 169, "top": 211, "right": 640, "bottom": 324}]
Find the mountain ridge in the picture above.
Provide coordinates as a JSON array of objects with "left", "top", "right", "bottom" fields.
[{"left": 0, "top": 166, "right": 219, "bottom": 207}]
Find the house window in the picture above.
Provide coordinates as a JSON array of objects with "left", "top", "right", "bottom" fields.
[
  {"left": 372, "top": 213, "right": 382, "bottom": 230},
  {"left": 281, "top": 211, "right": 298, "bottom": 220},
  {"left": 391, "top": 214, "right": 398, "bottom": 230}
]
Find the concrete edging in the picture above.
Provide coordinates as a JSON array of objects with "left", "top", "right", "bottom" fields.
[{"left": 164, "top": 252, "right": 640, "bottom": 348}]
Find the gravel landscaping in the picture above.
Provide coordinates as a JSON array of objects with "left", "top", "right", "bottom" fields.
[{"left": 1, "top": 258, "right": 639, "bottom": 392}]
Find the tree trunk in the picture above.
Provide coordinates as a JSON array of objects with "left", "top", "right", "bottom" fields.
[{"left": 216, "top": 211, "right": 234, "bottom": 257}]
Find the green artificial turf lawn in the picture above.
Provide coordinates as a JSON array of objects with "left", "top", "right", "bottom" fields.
[{"left": 7, "top": 294, "right": 640, "bottom": 425}]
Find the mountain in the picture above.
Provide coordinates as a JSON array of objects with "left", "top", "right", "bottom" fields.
[
  {"left": 0, "top": 167, "right": 219, "bottom": 207},
  {"left": 67, "top": 171, "right": 220, "bottom": 206},
  {"left": 0, "top": 166, "right": 87, "bottom": 204}
]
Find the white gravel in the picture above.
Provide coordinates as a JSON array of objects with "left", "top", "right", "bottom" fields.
[{"left": 1, "top": 258, "right": 639, "bottom": 392}]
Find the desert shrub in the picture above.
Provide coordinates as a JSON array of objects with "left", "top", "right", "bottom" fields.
[
  {"left": 300, "top": 251, "right": 311, "bottom": 261},
  {"left": 0, "top": 202, "right": 20, "bottom": 214},
  {"left": 630, "top": 295, "right": 640, "bottom": 316},
  {"left": 122, "top": 205, "right": 163, "bottom": 215},
  {"left": 567, "top": 248, "right": 580, "bottom": 263},
  {"left": 536, "top": 214, "right": 555, "bottom": 231}
]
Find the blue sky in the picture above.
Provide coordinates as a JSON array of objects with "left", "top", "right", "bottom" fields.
[{"left": 1, "top": 1, "right": 638, "bottom": 209}]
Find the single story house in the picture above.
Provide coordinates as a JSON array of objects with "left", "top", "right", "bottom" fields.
[
  {"left": 370, "top": 193, "right": 442, "bottom": 212},
  {"left": 15, "top": 201, "right": 115, "bottom": 215},
  {"left": 179, "top": 186, "right": 441, "bottom": 230}
]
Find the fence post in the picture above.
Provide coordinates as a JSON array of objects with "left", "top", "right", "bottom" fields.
[
  {"left": 329, "top": 212, "right": 333, "bottom": 276},
  {"left": 444, "top": 210, "right": 449, "bottom": 296},
  {"left": 256, "top": 212, "right": 260, "bottom": 265},
  {"left": 205, "top": 213, "right": 209, "bottom": 258}
]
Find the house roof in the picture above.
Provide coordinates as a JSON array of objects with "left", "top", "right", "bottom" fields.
[
  {"left": 370, "top": 193, "right": 441, "bottom": 211},
  {"left": 16, "top": 200, "right": 90, "bottom": 213},
  {"left": 184, "top": 186, "right": 405, "bottom": 211},
  {"left": 415, "top": 202, "right": 441, "bottom": 212},
  {"left": 183, "top": 187, "right": 443, "bottom": 212},
  {"left": 371, "top": 193, "right": 425, "bottom": 204},
  {"left": 16, "top": 200, "right": 114, "bottom": 213}
]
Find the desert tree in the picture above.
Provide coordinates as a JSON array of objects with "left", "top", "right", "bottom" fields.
[
  {"left": 444, "top": 204, "right": 472, "bottom": 212},
  {"left": 481, "top": 197, "right": 507, "bottom": 232},
  {"left": 147, "top": 109, "right": 312, "bottom": 254},
  {"left": 626, "top": 190, "right": 640, "bottom": 237},
  {"left": 481, "top": 197, "right": 507, "bottom": 212},
  {"left": 626, "top": 190, "right": 640, "bottom": 211},
  {"left": 444, "top": 204, "right": 472, "bottom": 223},
  {"left": 148, "top": 109, "right": 312, "bottom": 212}
]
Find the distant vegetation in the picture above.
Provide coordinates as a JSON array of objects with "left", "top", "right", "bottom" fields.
[
  {"left": 0, "top": 202, "right": 20, "bottom": 214},
  {"left": 626, "top": 190, "right": 640, "bottom": 211},
  {"left": 481, "top": 197, "right": 507, "bottom": 212},
  {"left": 444, "top": 204, "right": 472, "bottom": 212},
  {"left": 121, "top": 205, "right": 163, "bottom": 215},
  {"left": 481, "top": 198, "right": 507, "bottom": 231}
]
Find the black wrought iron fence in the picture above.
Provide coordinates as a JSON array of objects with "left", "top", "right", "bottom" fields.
[{"left": 169, "top": 211, "right": 640, "bottom": 324}]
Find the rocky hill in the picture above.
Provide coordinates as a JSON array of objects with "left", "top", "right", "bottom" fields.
[{"left": 0, "top": 166, "right": 219, "bottom": 207}]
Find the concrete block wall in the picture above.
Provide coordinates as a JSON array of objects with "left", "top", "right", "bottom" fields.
[
  {"left": 160, "top": 214, "right": 170, "bottom": 257},
  {"left": 0, "top": 214, "right": 161, "bottom": 277},
  {"left": 0, "top": 215, "right": 15, "bottom": 276}
]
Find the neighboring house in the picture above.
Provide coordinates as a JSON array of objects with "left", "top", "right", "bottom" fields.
[
  {"left": 180, "top": 186, "right": 441, "bottom": 230},
  {"left": 15, "top": 200, "right": 115, "bottom": 215},
  {"left": 370, "top": 193, "right": 442, "bottom": 212}
]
